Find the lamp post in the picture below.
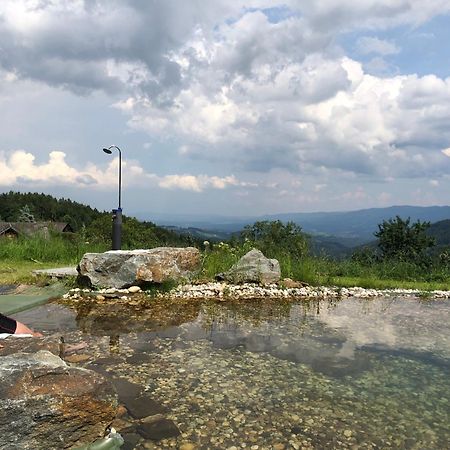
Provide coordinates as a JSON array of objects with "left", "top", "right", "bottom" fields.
[{"left": 102, "top": 145, "right": 122, "bottom": 250}]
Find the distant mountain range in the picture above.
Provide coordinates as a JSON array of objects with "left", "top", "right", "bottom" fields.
[
  {"left": 143, "top": 205, "right": 450, "bottom": 257},
  {"left": 263, "top": 206, "right": 450, "bottom": 240},
  {"left": 144, "top": 205, "right": 450, "bottom": 240}
]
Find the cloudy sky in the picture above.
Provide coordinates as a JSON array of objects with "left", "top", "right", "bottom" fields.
[{"left": 2, "top": 0, "right": 450, "bottom": 218}]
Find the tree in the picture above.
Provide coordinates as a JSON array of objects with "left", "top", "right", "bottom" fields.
[
  {"left": 374, "top": 216, "right": 435, "bottom": 263},
  {"left": 17, "top": 204, "right": 36, "bottom": 222},
  {"left": 351, "top": 246, "right": 379, "bottom": 266},
  {"left": 240, "top": 220, "right": 308, "bottom": 259}
]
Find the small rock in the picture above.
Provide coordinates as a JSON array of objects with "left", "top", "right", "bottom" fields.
[
  {"left": 140, "top": 414, "right": 165, "bottom": 424},
  {"left": 64, "top": 353, "right": 90, "bottom": 363},
  {"left": 179, "top": 443, "right": 197, "bottom": 450},
  {"left": 116, "top": 405, "right": 128, "bottom": 418},
  {"left": 128, "top": 286, "right": 141, "bottom": 293},
  {"left": 137, "top": 418, "right": 181, "bottom": 440},
  {"left": 124, "top": 395, "right": 167, "bottom": 419},
  {"left": 96, "top": 295, "right": 105, "bottom": 300},
  {"left": 121, "top": 432, "right": 141, "bottom": 450},
  {"left": 111, "top": 378, "right": 143, "bottom": 400},
  {"left": 344, "top": 429, "right": 353, "bottom": 438},
  {"left": 281, "top": 278, "right": 304, "bottom": 288}
]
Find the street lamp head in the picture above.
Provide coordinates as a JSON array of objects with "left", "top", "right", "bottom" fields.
[{"left": 102, "top": 148, "right": 112, "bottom": 154}]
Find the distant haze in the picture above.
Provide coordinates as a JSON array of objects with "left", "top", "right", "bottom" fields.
[{"left": 133, "top": 205, "right": 450, "bottom": 241}]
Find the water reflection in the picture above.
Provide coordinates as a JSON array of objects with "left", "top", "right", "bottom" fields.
[{"left": 14, "top": 295, "right": 450, "bottom": 449}]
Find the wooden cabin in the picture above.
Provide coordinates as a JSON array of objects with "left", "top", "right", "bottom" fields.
[{"left": 0, "top": 222, "right": 73, "bottom": 239}]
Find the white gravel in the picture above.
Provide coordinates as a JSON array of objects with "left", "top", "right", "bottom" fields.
[
  {"left": 156, "top": 282, "right": 450, "bottom": 300},
  {"left": 62, "top": 282, "right": 450, "bottom": 300}
]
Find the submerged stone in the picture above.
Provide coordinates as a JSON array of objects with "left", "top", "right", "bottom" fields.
[
  {"left": 0, "top": 350, "right": 117, "bottom": 449},
  {"left": 124, "top": 394, "right": 168, "bottom": 419},
  {"left": 137, "top": 418, "right": 181, "bottom": 440}
]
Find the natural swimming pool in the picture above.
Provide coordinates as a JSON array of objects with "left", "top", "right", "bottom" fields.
[{"left": 15, "top": 295, "right": 450, "bottom": 449}]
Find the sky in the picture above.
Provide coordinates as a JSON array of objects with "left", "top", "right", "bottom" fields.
[{"left": 1, "top": 0, "right": 450, "bottom": 218}]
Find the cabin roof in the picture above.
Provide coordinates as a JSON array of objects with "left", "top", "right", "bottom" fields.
[{"left": 0, "top": 222, "right": 73, "bottom": 236}]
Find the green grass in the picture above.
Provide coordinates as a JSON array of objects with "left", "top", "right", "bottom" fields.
[
  {"left": 0, "top": 235, "right": 108, "bottom": 285},
  {"left": 199, "top": 247, "right": 242, "bottom": 280},
  {"left": 318, "top": 275, "right": 450, "bottom": 291},
  {"left": 0, "top": 235, "right": 107, "bottom": 264},
  {"left": 2, "top": 237, "right": 450, "bottom": 292},
  {"left": 0, "top": 260, "right": 62, "bottom": 285},
  {"left": 200, "top": 248, "right": 450, "bottom": 291}
]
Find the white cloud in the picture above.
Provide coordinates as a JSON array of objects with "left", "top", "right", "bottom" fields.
[
  {"left": 0, "top": 150, "right": 246, "bottom": 192},
  {"left": 120, "top": 53, "right": 450, "bottom": 178},
  {"left": 158, "top": 174, "right": 241, "bottom": 192}
]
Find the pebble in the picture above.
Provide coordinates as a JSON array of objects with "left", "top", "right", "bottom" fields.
[
  {"left": 154, "top": 282, "right": 450, "bottom": 301},
  {"left": 128, "top": 286, "right": 141, "bottom": 293},
  {"left": 64, "top": 353, "right": 90, "bottom": 363},
  {"left": 179, "top": 443, "right": 196, "bottom": 450},
  {"left": 273, "top": 444, "right": 285, "bottom": 450}
]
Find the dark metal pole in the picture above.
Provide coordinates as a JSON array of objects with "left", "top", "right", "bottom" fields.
[
  {"left": 118, "top": 147, "right": 122, "bottom": 209},
  {"left": 112, "top": 207, "right": 122, "bottom": 250},
  {"left": 103, "top": 145, "right": 123, "bottom": 250}
]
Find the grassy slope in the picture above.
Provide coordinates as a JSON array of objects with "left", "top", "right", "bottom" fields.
[{"left": 0, "top": 260, "right": 64, "bottom": 285}]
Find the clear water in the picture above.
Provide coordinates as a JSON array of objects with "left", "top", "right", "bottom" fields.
[{"left": 15, "top": 296, "right": 450, "bottom": 449}]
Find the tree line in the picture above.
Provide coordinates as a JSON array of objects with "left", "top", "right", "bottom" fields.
[{"left": 0, "top": 191, "right": 197, "bottom": 248}]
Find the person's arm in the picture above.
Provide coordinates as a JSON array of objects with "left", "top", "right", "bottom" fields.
[
  {"left": 0, "top": 313, "right": 42, "bottom": 337},
  {"left": 15, "top": 320, "right": 42, "bottom": 336}
]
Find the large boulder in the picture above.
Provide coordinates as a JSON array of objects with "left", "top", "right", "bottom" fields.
[
  {"left": 78, "top": 247, "right": 201, "bottom": 289},
  {"left": 0, "top": 350, "right": 117, "bottom": 450},
  {"left": 220, "top": 249, "right": 281, "bottom": 284}
]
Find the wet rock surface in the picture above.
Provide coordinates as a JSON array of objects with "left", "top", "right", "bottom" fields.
[
  {"left": 78, "top": 247, "right": 201, "bottom": 289},
  {"left": 0, "top": 334, "right": 61, "bottom": 357},
  {"left": 0, "top": 350, "right": 117, "bottom": 450}
]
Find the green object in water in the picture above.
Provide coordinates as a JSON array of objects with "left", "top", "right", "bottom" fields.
[{"left": 74, "top": 429, "right": 124, "bottom": 450}]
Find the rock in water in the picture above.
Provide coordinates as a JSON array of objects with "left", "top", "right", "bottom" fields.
[
  {"left": 137, "top": 418, "right": 181, "bottom": 440},
  {"left": 0, "top": 350, "right": 118, "bottom": 449},
  {"left": 78, "top": 247, "right": 201, "bottom": 289},
  {"left": 221, "top": 249, "right": 281, "bottom": 285}
]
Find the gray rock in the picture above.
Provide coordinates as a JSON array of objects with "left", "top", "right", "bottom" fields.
[
  {"left": 220, "top": 249, "right": 281, "bottom": 285},
  {"left": 0, "top": 350, "right": 117, "bottom": 450},
  {"left": 78, "top": 247, "right": 201, "bottom": 289}
]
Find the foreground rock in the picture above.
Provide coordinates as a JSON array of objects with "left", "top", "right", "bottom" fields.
[
  {"left": 219, "top": 249, "right": 281, "bottom": 284},
  {"left": 0, "top": 350, "right": 117, "bottom": 449},
  {"left": 78, "top": 247, "right": 201, "bottom": 289}
]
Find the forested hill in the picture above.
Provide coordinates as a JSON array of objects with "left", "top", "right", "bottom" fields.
[
  {"left": 0, "top": 191, "right": 197, "bottom": 248},
  {"left": 427, "top": 219, "right": 450, "bottom": 250},
  {"left": 0, "top": 191, "right": 103, "bottom": 231}
]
